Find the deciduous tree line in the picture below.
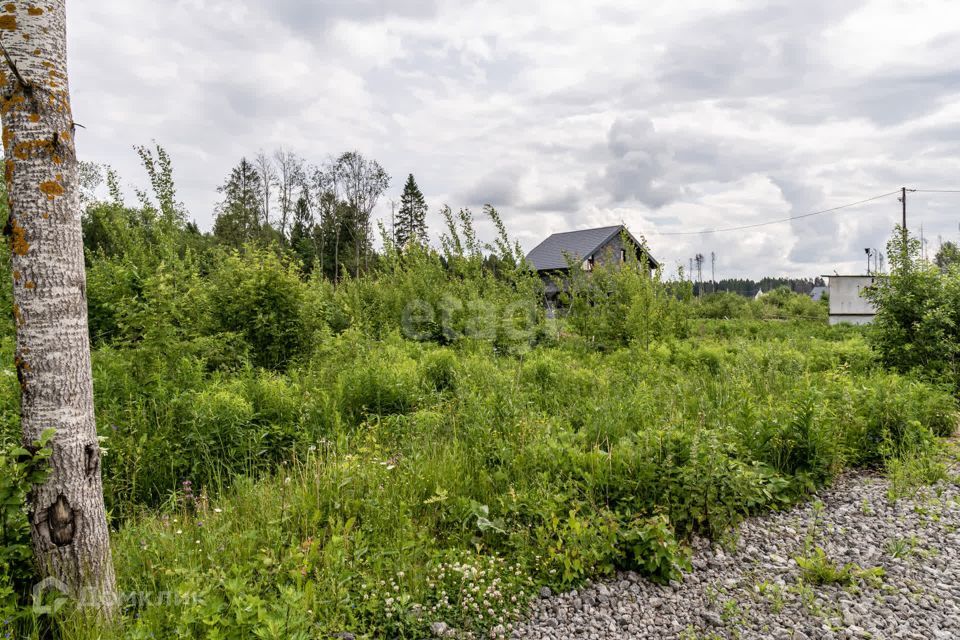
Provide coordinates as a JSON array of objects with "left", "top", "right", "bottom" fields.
[{"left": 205, "top": 150, "right": 428, "bottom": 280}]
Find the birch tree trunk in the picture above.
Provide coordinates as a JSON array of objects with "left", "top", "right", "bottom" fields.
[{"left": 0, "top": 0, "right": 116, "bottom": 612}]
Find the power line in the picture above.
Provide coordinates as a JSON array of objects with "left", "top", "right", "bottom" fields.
[
  {"left": 647, "top": 190, "right": 901, "bottom": 236},
  {"left": 914, "top": 189, "right": 960, "bottom": 193}
]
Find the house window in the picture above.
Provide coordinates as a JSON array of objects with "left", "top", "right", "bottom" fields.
[{"left": 620, "top": 248, "right": 626, "bottom": 262}]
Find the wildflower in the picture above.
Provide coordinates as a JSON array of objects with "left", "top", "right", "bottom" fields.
[
  {"left": 176, "top": 529, "right": 182, "bottom": 535},
  {"left": 213, "top": 508, "right": 222, "bottom": 514}
]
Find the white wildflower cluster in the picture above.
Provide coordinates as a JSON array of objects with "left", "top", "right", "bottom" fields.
[{"left": 424, "top": 554, "right": 534, "bottom": 638}]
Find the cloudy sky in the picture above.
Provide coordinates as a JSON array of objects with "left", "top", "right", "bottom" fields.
[{"left": 69, "top": 0, "right": 960, "bottom": 278}]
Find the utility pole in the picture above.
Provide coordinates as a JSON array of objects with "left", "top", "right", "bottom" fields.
[
  {"left": 710, "top": 251, "right": 716, "bottom": 293},
  {"left": 695, "top": 253, "right": 704, "bottom": 298},
  {"left": 901, "top": 186, "right": 907, "bottom": 235}
]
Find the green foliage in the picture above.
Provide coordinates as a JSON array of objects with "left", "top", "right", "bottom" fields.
[
  {"left": 395, "top": 173, "right": 428, "bottom": 248},
  {"left": 3, "top": 154, "right": 958, "bottom": 639},
  {"left": 866, "top": 228, "right": 960, "bottom": 390},
  {"left": 207, "top": 247, "right": 307, "bottom": 370},
  {"left": 794, "top": 546, "right": 885, "bottom": 587},
  {"left": 329, "top": 206, "right": 545, "bottom": 352},
  {"left": 935, "top": 240, "right": 960, "bottom": 272},
  {"left": 0, "top": 429, "right": 54, "bottom": 621},
  {"left": 693, "top": 287, "right": 826, "bottom": 322},
  {"left": 565, "top": 236, "right": 689, "bottom": 349},
  {"left": 213, "top": 157, "right": 266, "bottom": 248}
]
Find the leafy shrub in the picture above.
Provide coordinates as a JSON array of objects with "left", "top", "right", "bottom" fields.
[
  {"left": 693, "top": 288, "right": 826, "bottom": 322},
  {"left": 866, "top": 228, "right": 960, "bottom": 389},
  {"left": 337, "top": 338, "right": 422, "bottom": 423},
  {"left": 329, "top": 207, "right": 545, "bottom": 352},
  {"left": 0, "top": 429, "right": 53, "bottom": 621},
  {"left": 207, "top": 247, "right": 307, "bottom": 370},
  {"left": 565, "top": 237, "right": 690, "bottom": 349},
  {"left": 421, "top": 347, "right": 459, "bottom": 392},
  {"left": 693, "top": 291, "right": 755, "bottom": 320}
]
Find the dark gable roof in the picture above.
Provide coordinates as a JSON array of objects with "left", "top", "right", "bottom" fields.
[{"left": 525, "top": 225, "right": 658, "bottom": 271}]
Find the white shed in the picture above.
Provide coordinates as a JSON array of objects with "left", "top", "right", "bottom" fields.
[{"left": 823, "top": 275, "right": 878, "bottom": 326}]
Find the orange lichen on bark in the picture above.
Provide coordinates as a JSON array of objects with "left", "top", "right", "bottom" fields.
[
  {"left": 12, "top": 304, "right": 23, "bottom": 327},
  {"left": 52, "top": 155, "right": 61, "bottom": 164},
  {"left": 39, "top": 180, "right": 63, "bottom": 198},
  {"left": 10, "top": 218, "right": 28, "bottom": 255},
  {"left": 24, "top": 280, "right": 34, "bottom": 289},
  {"left": 0, "top": 14, "right": 16, "bottom": 30},
  {"left": 1, "top": 94, "right": 25, "bottom": 114},
  {"left": 4, "top": 159, "right": 13, "bottom": 183},
  {"left": 29, "top": 113, "right": 39, "bottom": 123},
  {"left": 27, "top": 6, "right": 43, "bottom": 15},
  {"left": 13, "top": 139, "right": 52, "bottom": 159},
  {"left": 12, "top": 270, "right": 20, "bottom": 282},
  {"left": 2, "top": 3, "right": 13, "bottom": 12}
]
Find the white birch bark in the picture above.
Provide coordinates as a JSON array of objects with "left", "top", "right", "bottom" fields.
[{"left": 0, "top": 0, "right": 116, "bottom": 612}]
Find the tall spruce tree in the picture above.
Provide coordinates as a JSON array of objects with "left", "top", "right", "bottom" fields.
[
  {"left": 289, "top": 194, "right": 316, "bottom": 272},
  {"left": 213, "top": 158, "right": 264, "bottom": 247},
  {"left": 396, "top": 174, "right": 428, "bottom": 247}
]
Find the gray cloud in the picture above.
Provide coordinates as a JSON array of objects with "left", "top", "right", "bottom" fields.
[
  {"left": 462, "top": 167, "right": 523, "bottom": 208},
  {"left": 67, "top": 0, "right": 960, "bottom": 278},
  {"left": 599, "top": 116, "right": 682, "bottom": 208}
]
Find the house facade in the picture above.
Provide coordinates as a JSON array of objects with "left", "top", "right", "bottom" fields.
[{"left": 525, "top": 225, "right": 658, "bottom": 305}]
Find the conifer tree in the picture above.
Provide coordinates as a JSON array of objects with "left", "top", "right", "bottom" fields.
[
  {"left": 396, "top": 174, "right": 428, "bottom": 247},
  {"left": 213, "top": 158, "right": 264, "bottom": 247}
]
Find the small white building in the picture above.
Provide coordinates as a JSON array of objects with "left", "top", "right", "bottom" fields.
[{"left": 823, "top": 275, "right": 878, "bottom": 326}]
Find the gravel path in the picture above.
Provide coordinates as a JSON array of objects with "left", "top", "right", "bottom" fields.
[{"left": 511, "top": 464, "right": 960, "bottom": 640}]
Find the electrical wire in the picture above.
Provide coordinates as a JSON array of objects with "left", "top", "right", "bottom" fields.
[
  {"left": 913, "top": 189, "right": 960, "bottom": 193},
  {"left": 647, "top": 190, "right": 901, "bottom": 236}
]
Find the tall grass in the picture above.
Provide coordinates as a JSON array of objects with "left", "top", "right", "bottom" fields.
[{"left": 6, "top": 320, "right": 955, "bottom": 639}]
